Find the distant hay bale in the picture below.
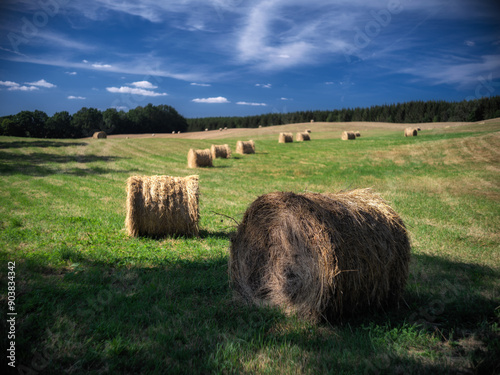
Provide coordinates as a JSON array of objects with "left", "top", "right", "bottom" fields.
[
  {"left": 341, "top": 131, "right": 356, "bottom": 140},
  {"left": 355, "top": 131, "right": 361, "bottom": 137},
  {"left": 229, "top": 189, "right": 411, "bottom": 322},
  {"left": 296, "top": 132, "right": 311, "bottom": 141},
  {"left": 125, "top": 175, "right": 199, "bottom": 237},
  {"left": 279, "top": 132, "right": 293, "bottom": 143},
  {"left": 404, "top": 128, "right": 418, "bottom": 137},
  {"left": 177, "top": 131, "right": 181, "bottom": 134},
  {"left": 205, "top": 128, "right": 208, "bottom": 132},
  {"left": 310, "top": 119, "right": 314, "bottom": 123},
  {"left": 172, "top": 131, "right": 175, "bottom": 134},
  {"left": 306, "top": 129, "right": 312, "bottom": 133},
  {"left": 188, "top": 148, "right": 213, "bottom": 168},
  {"left": 93, "top": 131, "right": 107, "bottom": 139},
  {"left": 219, "top": 128, "right": 223, "bottom": 131},
  {"left": 417, "top": 127, "right": 421, "bottom": 131},
  {"left": 236, "top": 140, "right": 255, "bottom": 154},
  {"left": 211, "top": 144, "right": 232, "bottom": 159},
  {"left": 259, "top": 125, "right": 262, "bottom": 128},
  {"left": 224, "top": 127, "right": 227, "bottom": 130}
]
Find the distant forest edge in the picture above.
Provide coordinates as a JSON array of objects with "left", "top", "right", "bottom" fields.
[{"left": 1, "top": 97, "right": 499, "bottom": 139}]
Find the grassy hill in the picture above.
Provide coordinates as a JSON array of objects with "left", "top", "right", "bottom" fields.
[{"left": 1, "top": 120, "right": 499, "bottom": 374}]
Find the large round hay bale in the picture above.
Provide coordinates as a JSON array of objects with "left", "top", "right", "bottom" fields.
[
  {"left": 236, "top": 140, "right": 255, "bottom": 154},
  {"left": 296, "top": 132, "right": 311, "bottom": 141},
  {"left": 93, "top": 131, "right": 107, "bottom": 139},
  {"left": 341, "top": 131, "right": 356, "bottom": 140},
  {"left": 355, "top": 131, "right": 361, "bottom": 137},
  {"left": 279, "top": 132, "right": 293, "bottom": 143},
  {"left": 125, "top": 175, "right": 199, "bottom": 237},
  {"left": 229, "top": 189, "right": 411, "bottom": 322},
  {"left": 188, "top": 148, "right": 213, "bottom": 168},
  {"left": 211, "top": 144, "right": 232, "bottom": 159},
  {"left": 404, "top": 128, "right": 417, "bottom": 137}
]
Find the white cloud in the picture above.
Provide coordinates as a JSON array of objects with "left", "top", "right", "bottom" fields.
[
  {"left": 130, "top": 81, "right": 158, "bottom": 89},
  {"left": 191, "top": 82, "right": 211, "bottom": 87},
  {"left": 92, "top": 63, "right": 113, "bottom": 69},
  {"left": 112, "top": 106, "right": 129, "bottom": 111},
  {"left": 66, "top": 72, "right": 77, "bottom": 75},
  {"left": 10, "top": 85, "right": 39, "bottom": 91},
  {"left": 236, "top": 101, "right": 267, "bottom": 106},
  {"left": 281, "top": 97, "right": 292, "bottom": 100},
  {"left": 464, "top": 40, "right": 475, "bottom": 47},
  {"left": 192, "top": 96, "right": 229, "bottom": 103},
  {"left": 256, "top": 83, "right": 272, "bottom": 88},
  {"left": 325, "top": 81, "right": 335, "bottom": 85},
  {"left": 106, "top": 86, "right": 168, "bottom": 96},
  {"left": 68, "top": 96, "right": 86, "bottom": 100},
  {"left": 82, "top": 59, "right": 89, "bottom": 63},
  {"left": 25, "top": 79, "right": 56, "bottom": 88},
  {"left": 0, "top": 81, "right": 19, "bottom": 88}
]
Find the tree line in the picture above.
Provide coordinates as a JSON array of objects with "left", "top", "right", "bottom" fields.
[
  {"left": 0, "top": 103, "right": 188, "bottom": 138},
  {"left": 187, "top": 96, "right": 500, "bottom": 131},
  {"left": 1, "top": 97, "right": 499, "bottom": 138}
]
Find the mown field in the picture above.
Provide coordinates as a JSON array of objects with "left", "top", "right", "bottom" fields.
[{"left": 0, "top": 120, "right": 499, "bottom": 374}]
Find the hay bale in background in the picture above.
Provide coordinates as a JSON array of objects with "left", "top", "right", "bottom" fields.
[
  {"left": 211, "top": 144, "right": 232, "bottom": 159},
  {"left": 310, "top": 119, "right": 314, "bottom": 123},
  {"left": 279, "top": 132, "right": 293, "bottom": 143},
  {"left": 417, "top": 127, "right": 421, "bottom": 131},
  {"left": 355, "top": 131, "right": 361, "bottom": 137},
  {"left": 125, "top": 175, "right": 199, "bottom": 237},
  {"left": 188, "top": 148, "right": 213, "bottom": 168},
  {"left": 306, "top": 129, "right": 312, "bottom": 133},
  {"left": 229, "top": 189, "right": 410, "bottom": 322},
  {"left": 93, "top": 131, "right": 107, "bottom": 139},
  {"left": 404, "top": 128, "right": 417, "bottom": 137},
  {"left": 236, "top": 140, "right": 255, "bottom": 154},
  {"left": 296, "top": 132, "right": 311, "bottom": 141},
  {"left": 205, "top": 128, "right": 208, "bottom": 132},
  {"left": 341, "top": 131, "right": 356, "bottom": 140}
]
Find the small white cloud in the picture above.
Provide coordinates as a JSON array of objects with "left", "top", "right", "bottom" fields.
[
  {"left": 66, "top": 71, "right": 77, "bottom": 75},
  {"left": 82, "top": 59, "right": 89, "bottom": 63},
  {"left": 106, "top": 86, "right": 167, "bottom": 96},
  {"left": 256, "top": 83, "right": 272, "bottom": 88},
  {"left": 190, "top": 83, "right": 211, "bottom": 87},
  {"left": 25, "top": 79, "right": 56, "bottom": 88},
  {"left": 464, "top": 40, "right": 475, "bottom": 47},
  {"left": 281, "top": 97, "right": 292, "bottom": 101},
  {"left": 112, "top": 106, "right": 128, "bottom": 111},
  {"left": 10, "top": 85, "right": 39, "bottom": 91},
  {"left": 68, "top": 95, "right": 86, "bottom": 100},
  {"left": 192, "top": 96, "right": 229, "bottom": 103},
  {"left": 92, "top": 63, "right": 112, "bottom": 69},
  {"left": 0, "top": 81, "right": 19, "bottom": 87},
  {"left": 236, "top": 101, "right": 267, "bottom": 106},
  {"left": 278, "top": 54, "right": 290, "bottom": 59},
  {"left": 325, "top": 81, "right": 335, "bottom": 85},
  {"left": 130, "top": 81, "right": 158, "bottom": 89}
]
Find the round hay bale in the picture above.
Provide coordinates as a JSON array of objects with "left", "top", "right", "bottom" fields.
[
  {"left": 224, "top": 127, "right": 227, "bottom": 130},
  {"left": 341, "top": 131, "right": 356, "bottom": 140},
  {"left": 205, "top": 128, "right": 208, "bottom": 132},
  {"left": 188, "top": 148, "right": 213, "bottom": 168},
  {"left": 211, "top": 144, "right": 232, "bottom": 159},
  {"left": 93, "top": 131, "right": 107, "bottom": 139},
  {"left": 219, "top": 128, "right": 223, "bottom": 131},
  {"left": 279, "top": 132, "right": 293, "bottom": 143},
  {"left": 296, "top": 132, "right": 311, "bottom": 141},
  {"left": 229, "top": 189, "right": 411, "bottom": 322},
  {"left": 177, "top": 131, "right": 181, "bottom": 134},
  {"left": 258, "top": 125, "right": 262, "bottom": 128},
  {"left": 404, "top": 128, "right": 417, "bottom": 137},
  {"left": 306, "top": 129, "right": 312, "bottom": 133},
  {"left": 236, "top": 140, "right": 255, "bottom": 154},
  {"left": 172, "top": 131, "right": 175, "bottom": 134},
  {"left": 310, "top": 119, "right": 314, "bottom": 123},
  {"left": 125, "top": 175, "right": 199, "bottom": 237},
  {"left": 355, "top": 131, "right": 361, "bottom": 137},
  {"left": 417, "top": 127, "right": 421, "bottom": 131}
]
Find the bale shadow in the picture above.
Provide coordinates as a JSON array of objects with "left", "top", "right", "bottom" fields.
[
  {"left": 0, "top": 140, "right": 88, "bottom": 149},
  {"left": 9, "top": 252, "right": 499, "bottom": 374}
]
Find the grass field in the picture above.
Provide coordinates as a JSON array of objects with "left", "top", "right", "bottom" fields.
[{"left": 0, "top": 120, "right": 499, "bottom": 374}]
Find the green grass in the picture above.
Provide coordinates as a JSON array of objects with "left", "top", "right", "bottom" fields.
[{"left": 0, "top": 122, "right": 499, "bottom": 374}]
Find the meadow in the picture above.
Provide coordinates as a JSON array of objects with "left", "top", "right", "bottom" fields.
[{"left": 0, "top": 120, "right": 499, "bottom": 374}]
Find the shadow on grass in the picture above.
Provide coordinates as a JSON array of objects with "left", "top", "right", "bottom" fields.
[
  {"left": 0, "top": 151, "right": 132, "bottom": 176},
  {"left": 0, "top": 140, "right": 88, "bottom": 149},
  {"left": 8, "top": 252, "right": 499, "bottom": 374}
]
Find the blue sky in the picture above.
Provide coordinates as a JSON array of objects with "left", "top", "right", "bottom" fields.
[{"left": 0, "top": 0, "right": 499, "bottom": 118}]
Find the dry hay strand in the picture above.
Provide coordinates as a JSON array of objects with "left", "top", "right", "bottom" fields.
[
  {"left": 125, "top": 175, "right": 199, "bottom": 237},
  {"left": 211, "top": 144, "right": 232, "bottom": 159},
  {"left": 229, "top": 189, "right": 411, "bottom": 323},
  {"left": 236, "top": 140, "right": 255, "bottom": 154},
  {"left": 296, "top": 132, "right": 311, "bottom": 141},
  {"left": 188, "top": 148, "right": 213, "bottom": 168},
  {"left": 341, "top": 131, "right": 356, "bottom": 140},
  {"left": 279, "top": 132, "right": 293, "bottom": 143},
  {"left": 404, "top": 128, "right": 418, "bottom": 137},
  {"left": 93, "top": 131, "right": 107, "bottom": 139},
  {"left": 355, "top": 131, "right": 361, "bottom": 137}
]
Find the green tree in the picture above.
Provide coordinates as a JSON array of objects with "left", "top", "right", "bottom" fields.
[{"left": 71, "top": 107, "right": 104, "bottom": 137}]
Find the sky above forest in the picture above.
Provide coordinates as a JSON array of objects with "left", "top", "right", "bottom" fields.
[{"left": 0, "top": 0, "right": 499, "bottom": 118}]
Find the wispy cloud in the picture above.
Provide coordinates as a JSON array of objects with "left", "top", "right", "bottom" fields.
[
  {"left": 25, "top": 79, "right": 56, "bottom": 88},
  {"left": 256, "top": 83, "right": 272, "bottom": 88},
  {"left": 236, "top": 101, "right": 267, "bottom": 106},
  {"left": 66, "top": 72, "right": 78, "bottom": 75},
  {"left": 92, "top": 63, "right": 113, "bottom": 69},
  {"left": 192, "top": 96, "right": 229, "bottom": 103},
  {"left": 130, "top": 81, "right": 158, "bottom": 89},
  {"left": 68, "top": 96, "right": 86, "bottom": 100},
  {"left": 106, "top": 86, "right": 167, "bottom": 96},
  {"left": 191, "top": 83, "right": 211, "bottom": 87}
]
